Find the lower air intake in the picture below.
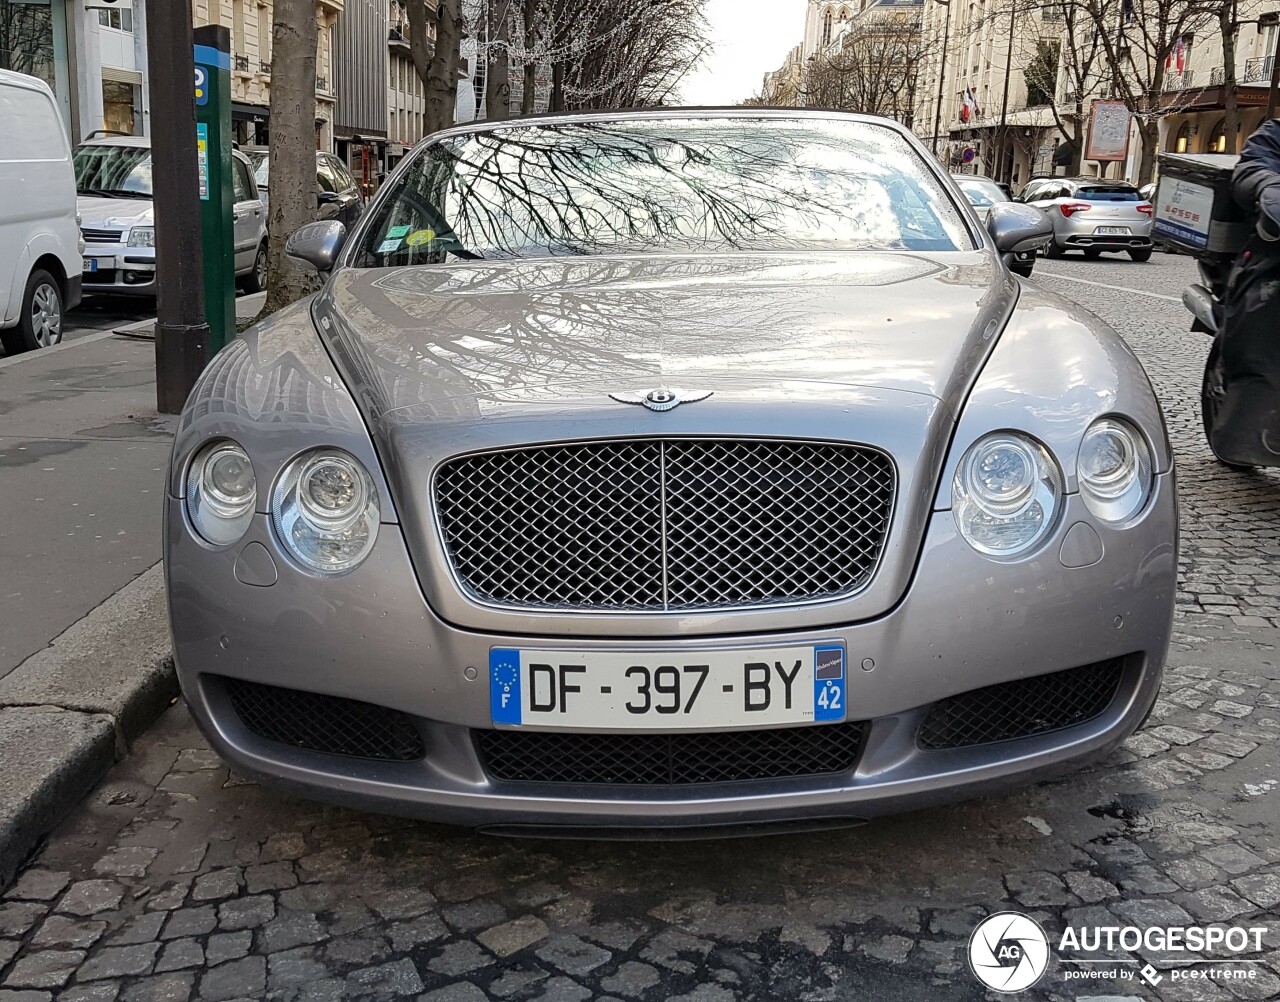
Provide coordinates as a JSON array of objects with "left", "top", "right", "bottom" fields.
[
  {"left": 917, "top": 658, "right": 1127, "bottom": 750},
  {"left": 475, "top": 722, "right": 867, "bottom": 786},
  {"left": 222, "top": 677, "right": 426, "bottom": 762}
]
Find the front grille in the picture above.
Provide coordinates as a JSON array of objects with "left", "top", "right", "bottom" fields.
[
  {"left": 917, "top": 658, "right": 1126, "bottom": 750},
  {"left": 434, "top": 439, "right": 895, "bottom": 612},
  {"left": 475, "top": 721, "right": 867, "bottom": 785},
  {"left": 222, "top": 677, "right": 426, "bottom": 761},
  {"left": 81, "top": 227, "right": 122, "bottom": 243}
]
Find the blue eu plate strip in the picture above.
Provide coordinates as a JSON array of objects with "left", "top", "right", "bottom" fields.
[
  {"left": 813, "top": 645, "right": 846, "bottom": 721},
  {"left": 490, "top": 648, "right": 522, "bottom": 724}
]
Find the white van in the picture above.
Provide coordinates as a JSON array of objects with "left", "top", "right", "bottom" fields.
[{"left": 0, "top": 69, "right": 82, "bottom": 354}]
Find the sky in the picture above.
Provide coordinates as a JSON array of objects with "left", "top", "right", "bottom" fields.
[{"left": 676, "top": 0, "right": 810, "bottom": 107}]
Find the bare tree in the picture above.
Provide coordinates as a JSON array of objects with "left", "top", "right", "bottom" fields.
[
  {"left": 1022, "top": 1, "right": 1110, "bottom": 175},
  {"left": 803, "top": 12, "right": 923, "bottom": 125},
  {"left": 408, "top": 0, "right": 466, "bottom": 135},
  {"left": 1213, "top": 0, "right": 1243, "bottom": 152},
  {"left": 264, "top": 0, "right": 320, "bottom": 314},
  {"left": 1076, "top": 0, "right": 1215, "bottom": 183}
]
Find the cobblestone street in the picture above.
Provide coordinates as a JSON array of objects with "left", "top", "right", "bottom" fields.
[{"left": 1, "top": 252, "right": 1278, "bottom": 1002}]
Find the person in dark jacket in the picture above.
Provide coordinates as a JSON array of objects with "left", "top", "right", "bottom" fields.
[{"left": 1205, "top": 121, "right": 1280, "bottom": 466}]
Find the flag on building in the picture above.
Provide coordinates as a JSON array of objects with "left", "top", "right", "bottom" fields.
[{"left": 960, "top": 87, "right": 981, "bottom": 124}]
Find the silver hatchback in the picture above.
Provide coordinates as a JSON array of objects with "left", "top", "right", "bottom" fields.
[{"left": 1020, "top": 177, "right": 1154, "bottom": 261}]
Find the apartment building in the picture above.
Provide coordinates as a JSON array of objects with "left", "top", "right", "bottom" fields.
[
  {"left": 2, "top": 0, "right": 152, "bottom": 143},
  {"left": 192, "top": 0, "right": 343, "bottom": 150}
]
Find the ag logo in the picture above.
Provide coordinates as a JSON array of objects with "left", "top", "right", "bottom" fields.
[{"left": 968, "top": 911, "right": 1050, "bottom": 993}]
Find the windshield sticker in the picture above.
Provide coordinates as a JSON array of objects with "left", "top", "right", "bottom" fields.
[
  {"left": 376, "top": 238, "right": 403, "bottom": 254},
  {"left": 405, "top": 228, "right": 436, "bottom": 247},
  {"left": 386, "top": 225, "right": 412, "bottom": 239}
]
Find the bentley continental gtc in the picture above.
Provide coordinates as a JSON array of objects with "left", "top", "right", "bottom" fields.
[{"left": 165, "top": 110, "right": 1177, "bottom": 834}]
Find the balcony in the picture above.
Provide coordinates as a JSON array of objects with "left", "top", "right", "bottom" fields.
[
  {"left": 234, "top": 54, "right": 250, "bottom": 72},
  {"left": 1163, "top": 69, "right": 1195, "bottom": 91},
  {"left": 1210, "top": 66, "right": 1225, "bottom": 86},
  {"left": 316, "top": 76, "right": 329, "bottom": 93},
  {"left": 259, "top": 61, "right": 271, "bottom": 74},
  {"left": 1244, "top": 55, "right": 1274, "bottom": 83}
]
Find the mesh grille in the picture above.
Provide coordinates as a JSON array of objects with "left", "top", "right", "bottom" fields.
[
  {"left": 475, "top": 722, "right": 867, "bottom": 786},
  {"left": 223, "top": 678, "right": 426, "bottom": 762},
  {"left": 434, "top": 439, "right": 894, "bottom": 611},
  {"left": 917, "top": 658, "right": 1126, "bottom": 750}
]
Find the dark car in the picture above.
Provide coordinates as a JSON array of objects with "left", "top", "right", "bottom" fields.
[{"left": 248, "top": 150, "right": 365, "bottom": 228}]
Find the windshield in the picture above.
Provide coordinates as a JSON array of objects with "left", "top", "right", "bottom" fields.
[
  {"left": 74, "top": 144, "right": 153, "bottom": 197},
  {"left": 954, "top": 177, "right": 1008, "bottom": 207},
  {"left": 355, "top": 118, "right": 970, "bottom": 266},
  {"left": 251, "top": 153, "right": 269, "bottom": 188},
  {"left": 1077, "top": 186, "right": 1141, "bottom": 202}
]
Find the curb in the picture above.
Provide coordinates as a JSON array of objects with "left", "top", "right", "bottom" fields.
[{"left": 0, "top": 564, "right": 176, "bottom": 889}]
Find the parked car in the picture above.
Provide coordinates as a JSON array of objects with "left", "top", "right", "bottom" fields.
[
  {"left": 0, "top": 69, "right": 81, "bottom": 354},
  {"left": 951, "top": 173, "right": 1038, "bottom": 276},
  {"left": 246, "top": 149, "right": 365, "bottom": 228},
  {"left": 74, "top": 137, "right": 268, "bottom": 295},
  {"left": 1019, "top": 176, "right": 1154, "bottom": 260},
  {"left": 166, "top": 109, "right": 1173, "bottom": 832}
]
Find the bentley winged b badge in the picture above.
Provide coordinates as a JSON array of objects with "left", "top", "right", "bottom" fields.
[{"left": 608, "top": 388, "right": 714, "bottom": 412}]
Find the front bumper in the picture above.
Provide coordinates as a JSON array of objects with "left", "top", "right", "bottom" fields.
[
  {"left": 166, "top": 473, "right": 1176, "bottom": 830},
  {"left": 81, "top": 246, "right": 157, "bottom": 295}
]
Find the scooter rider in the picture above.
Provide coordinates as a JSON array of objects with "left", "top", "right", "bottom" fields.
[{"left": 1203, "top": 120, "right": 1280, "bottom": 465}]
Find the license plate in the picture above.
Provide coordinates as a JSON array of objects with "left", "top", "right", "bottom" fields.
[
  {"left": 490, "top": 644, "right": 847, "bottom": 730},
  {"left": 1095, "top": 226, "right": 1131, "bottom": 235},
  {"left": 82, "top": 258, "right": 98, "bottom": 273}
]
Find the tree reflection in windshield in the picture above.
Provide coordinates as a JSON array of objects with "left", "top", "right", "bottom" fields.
[{"left": 358, "top": 118, "right": 969, "bottom": 266}]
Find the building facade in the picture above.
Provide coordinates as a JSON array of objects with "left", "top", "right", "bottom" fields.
[
  {"left": 192, "top": 0, "right": 343, "bottom": 150},
  {"left": 1, "top": 0, "right": 151, "bottom": 144}
]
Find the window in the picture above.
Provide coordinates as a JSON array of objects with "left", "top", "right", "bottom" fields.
[
  {"left": 1174, "top": 121, "right": 1193, "bottom": 153},
  {"left": 357, "top": 118, "right": 972, "bottom": 267},
  {"left": 97, "top": 7, "right": 132, "bottom": 31},
  {"left": 257, "top": 3, "right": 271, "bottom": 66},
  {"left": 822, "top": 10, "right": 832, "bottom": 45},
  {"left": 316, "top": 156, "right": 338, "bottom": 193},
  {"left": 232, "top": 157, "right": 253, "bottom": 202}
]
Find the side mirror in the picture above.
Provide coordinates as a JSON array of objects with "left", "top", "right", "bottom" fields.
[
  {"left": 986, "top": 202, "right": 1053, "bottom": 255},
  {"left": 317, "top": 190, "right": 340, "bottom": 204},
  {"left": 285, "top": 220, "right": 346, "bottom": 274}
]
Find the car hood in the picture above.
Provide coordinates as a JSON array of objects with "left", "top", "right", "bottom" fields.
[
  {"left": 318, "top": 251, "right": 1014, "bottom": 423},
  {"left": 313, "top": 251, "right": 1017, "bottom": 634},
  {"left": 76, "top": 195, "right": 154, "bottom": 229}
]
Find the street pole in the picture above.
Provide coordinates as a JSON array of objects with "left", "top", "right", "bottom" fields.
[
  {"left": 146, "top": 0, "right": 209, "bottom": 415},
  {"left": 997, "top": 0, "right": 1015, "bottom": 182},
  {"left": 931, "top": 0, "right": 952, "bottom": 156},
  {"left": 1268, "top": 22, "right": 1280, "bottom": 119}
]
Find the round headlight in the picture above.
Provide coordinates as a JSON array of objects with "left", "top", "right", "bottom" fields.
[
  {"left": 186, "top": 441, "right": 256, "bottom": 546},
  {"left": 954, "top": 432, "right": 1063, "bottom": 557},
  {"left": 1078, "top": 418, "right": 1152, "bottom": 522},
  {"left": 272, "top": 448, "right": 379, "bottom": 573}
]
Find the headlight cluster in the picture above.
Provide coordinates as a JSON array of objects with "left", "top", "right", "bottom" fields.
[
  {"left": 1078, "top": 418, "right": 1153, "bottom": 522},
  {"left": 186, "top": 441, "right": 256, "bottom": 546},
  {"left": 184, "top": 442, "right": 379, "bottom": 574},
  {"left": 954, "top": 419, "right": 1154, "bottom": 558},
  {"left": 954, "top": 433, "right": 1063, "bottom": 557},
  {"left": 127, "top": 226, "right": 155, "bottom": 248},
  {"left": 270, "top": 450, "right": 380, "bottom": 572}
]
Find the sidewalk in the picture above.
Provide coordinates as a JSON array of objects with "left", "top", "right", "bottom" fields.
[{"left": 0, "top": 293, "right": 264, "bottom": 886}]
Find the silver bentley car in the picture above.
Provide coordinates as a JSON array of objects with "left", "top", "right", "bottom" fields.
[{"left": 165, "top": 110, "right": 1177, "bottom": 834}]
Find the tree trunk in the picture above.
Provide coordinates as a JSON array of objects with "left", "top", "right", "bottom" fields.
[
  {"left": 1221, "top": 4, "right": 1241, "bottom": 151},
  {"left": 486, "top": 0, "right": 510, "bottom": 120},
  {"left": 410, "top": 0, "right": 463, "bottom": 136},
  {"left": 521, "top": 0, "right": 537, "bottom": 114},
  {"left": 550, "top": 60, "right": 564, "bottom": 112},
  {"left": 264, "top": 0, "right": 319, "bottom": 315},
  {"left": 1136, "top": 118, "right": 1160, "bottom": 186}
]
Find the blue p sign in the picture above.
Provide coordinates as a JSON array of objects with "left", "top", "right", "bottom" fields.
[{"left": 194, "top": 66, "right": 208, "bottom": 106}]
